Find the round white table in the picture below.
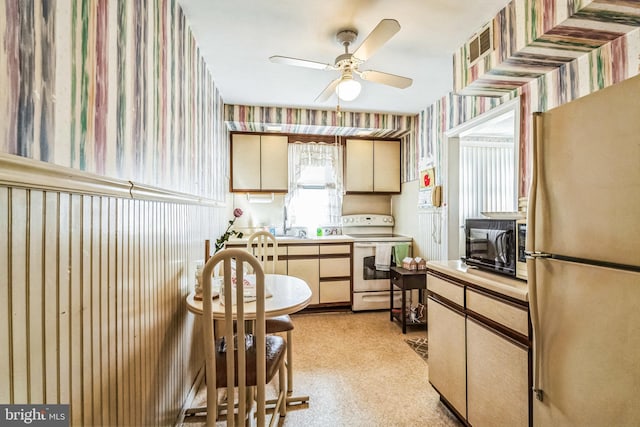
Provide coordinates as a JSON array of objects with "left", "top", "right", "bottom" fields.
[
  {"left": 185, "top": 274, "right": 312, "bottom": 318},
  {"left": 184, "top": 274, "right": 312, "bottom": 416}
]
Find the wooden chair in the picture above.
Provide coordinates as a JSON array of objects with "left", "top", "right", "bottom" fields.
[
  {"left": 201, "top": 248, "right": 287, "bottom": 426},
  {"left": 246, "top": 231, "right": 296, "bottom": 395}
]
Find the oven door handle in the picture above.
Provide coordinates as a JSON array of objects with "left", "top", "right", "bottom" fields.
[{"left": 354, "top": 243, "right": 381, "bottom": 248}]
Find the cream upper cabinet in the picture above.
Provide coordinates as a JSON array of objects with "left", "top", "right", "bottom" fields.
[
  {"left": 345, "top": 139, "right": 374, "bottom": 192},
  {"left": 232, "top": 134, "right": 261, "bottom": 190},
  {"left": 345, "top": 138, "right": 400, "bottom": 193},
  {"left": 373, "top": 140, "right": 400, "bottom": 193},
  {"left": 231, "top": 133, "right": 288, "bottom": 192},
  {"left": 260, "top": 135, "right": 289, "bottom": 191}
]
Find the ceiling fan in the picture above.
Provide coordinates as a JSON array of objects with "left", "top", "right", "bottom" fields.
[{"left": 270, "top": 19, "right": 413, "bottom": 103}]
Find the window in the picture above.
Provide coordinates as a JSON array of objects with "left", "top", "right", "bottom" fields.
[
  {"left": 285, "top": 142, "right": 342, "bottom": 232},
  {"left": 459, "top": 136, "right": 516, "bottom": 221}
]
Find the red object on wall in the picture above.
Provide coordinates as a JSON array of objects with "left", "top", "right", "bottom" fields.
[{"left": 420, "top": 167, "right": 435, "bottom": 189}]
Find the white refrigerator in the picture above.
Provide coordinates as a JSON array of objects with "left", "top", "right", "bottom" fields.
[{"left": 527, "top": 73, "right": 640, "bottom": 426}]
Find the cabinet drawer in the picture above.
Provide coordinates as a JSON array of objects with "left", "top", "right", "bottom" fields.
[
  {"left": 466, "top": 289, "right": 528, "bottom": 336},
  {"left": 319, "top": 244, "right": 351, "bottom": 255},
  {"left": 320, "top": 280, "right": 350, "bottom": 303},
  {"left": 427, "top": 274, "right": 464, "bottom": 306},
  {"left": 287, "top": 245, "right": 319, "bottom": 256},
  {"left": 319, "top": 257, "right": 350, "bottom": 277}
]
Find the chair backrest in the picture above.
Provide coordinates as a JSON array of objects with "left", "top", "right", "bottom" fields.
[
  {"left": 201, "top": 248, "right": 267, "bottom": 426},
  {"left": 247, "top": 230, "right": 278, "bottom": 274}
]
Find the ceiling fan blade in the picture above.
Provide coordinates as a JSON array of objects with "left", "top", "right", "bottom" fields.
[
  {"left": 270, "top": 55, "right": 334, "bottom": 71},
  {"left": 315, "top": 78, "right": 341, "bottom": 102},
  {"left": 352, "top": 19, "right": 400, "bottom": 62},
  {"left": 360, "top": 70, "right": 413, "bottom": 89}
]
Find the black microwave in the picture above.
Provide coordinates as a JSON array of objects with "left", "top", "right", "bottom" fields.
[{"left": 463, "top": 218, "right": 527, "bottom": 280}]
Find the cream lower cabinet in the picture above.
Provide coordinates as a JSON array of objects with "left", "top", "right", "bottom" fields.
[
  {"left": 230, "top": 241, "right": 352, "bottom": 307},
  {"left": 427, "top": 270, "right": 530, "bottom": 427},
  {"left": 226, "top": 242, "right": 287, "bottom": 274},
  {"left": 265, "top": 245, "right": 287, "bottom": 275},
  {"left": 318, "top": 243, "right": 352, "bottom": 304},
  {"left": 427, "top": 298, "right": 467, "bottom": 418},
  {"left": 287, "top": 245, "right": 320, "bottom": 305},
  {"left": 466, "top": 318, "right": 529, "bottom": 427}
]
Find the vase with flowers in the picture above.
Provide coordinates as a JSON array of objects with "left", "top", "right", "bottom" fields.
[
  {"left": 213, "top": 208, "right": 244, "bottom": 303},
  {"left": 195, "top": 209, "right": 244, "bottom": 300},
  {"left": 214, "top": 208, "right": 244, "bottom": 254}
]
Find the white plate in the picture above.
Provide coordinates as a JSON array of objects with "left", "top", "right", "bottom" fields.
[{"left": 480, "top": 211, "right": 525, "bottom": 219}]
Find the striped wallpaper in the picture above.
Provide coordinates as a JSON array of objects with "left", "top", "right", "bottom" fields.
[
  {"left": 224, "top": 104, "right": 414, "bottom": 139},
  {"left": 425, "top": 29, "right": 640, "bottom": 197},
  {"left": 0, "top": 0, "right": 226, "bottom": 201},
  {"left": 453, "top": 0, "right": 640, "bottom": 97}
]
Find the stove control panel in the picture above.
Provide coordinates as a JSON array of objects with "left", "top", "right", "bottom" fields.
[{"left": 341, "top": 214, "right": 394, "bottom": 227}]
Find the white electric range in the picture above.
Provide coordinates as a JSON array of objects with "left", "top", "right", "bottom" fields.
[{"left": 341, "top": 214, "right": 412, "bottom": 311}]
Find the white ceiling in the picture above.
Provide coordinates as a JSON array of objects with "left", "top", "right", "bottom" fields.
[{"left": 179, "top": 0, "right": 512, "bottom": 115}]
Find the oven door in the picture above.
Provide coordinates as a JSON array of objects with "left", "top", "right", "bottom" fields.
[{"left": 353, "top": 242, "right": 392, "bottom": 292}]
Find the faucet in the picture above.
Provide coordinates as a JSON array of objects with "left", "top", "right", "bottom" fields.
[{"left": 283, "top": 205, "right": 290, "bottom": 235}]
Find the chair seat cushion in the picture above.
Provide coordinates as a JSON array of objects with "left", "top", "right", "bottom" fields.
[
  {"left": 266, "top": 315, "right": 294, "bottom": 334},
  {"left": 215, "top": 334, "right": 286, "bottom": 388}
]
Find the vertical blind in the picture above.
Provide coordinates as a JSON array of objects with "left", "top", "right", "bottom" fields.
[{"left": 459, "top": 138, "right": 516, "bottom": 224}]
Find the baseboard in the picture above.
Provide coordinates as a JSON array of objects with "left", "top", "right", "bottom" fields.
[{"left": 174, "top": 364, "right": 206, "bottom": 426}]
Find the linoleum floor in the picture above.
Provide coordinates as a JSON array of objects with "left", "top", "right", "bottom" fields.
[{"left": 182, "top": 311, "right": 462, "bottom": 427}]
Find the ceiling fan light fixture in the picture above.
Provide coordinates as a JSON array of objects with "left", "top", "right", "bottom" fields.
[{"left": 336, "top": 75, "right": 361, "bottom": 101}]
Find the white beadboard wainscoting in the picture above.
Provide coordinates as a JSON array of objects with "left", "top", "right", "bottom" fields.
[
  {"left": 417, "top": 209, "right": 445, "bottom": 261},
  {"left": 0, "top": 154, "right": 224, "bottom": 426}
]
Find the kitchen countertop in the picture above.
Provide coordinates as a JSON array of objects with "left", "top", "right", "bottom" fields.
[
  {"left": 426, "top": 260, "right": 529, "bottom": 302},
  {"left": 228, "top": 235, "right": 355, "bottom": 245}
]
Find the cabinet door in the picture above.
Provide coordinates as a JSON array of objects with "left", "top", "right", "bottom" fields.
[
  {"left": 273, "top": 246, "right": 287, "bottom": 275},
  {"left": 231, "top": 134, "right": 261, "bottom": 190},
  {"left": 345, "top": 139, "right": 373, "bottom": 192},
  {"left": 287, "top": 258, "right": 319, "bottom": 305},
  {"left": 373, "top": 140, "right": 400, "bottom": 192},
  {"left": 427, "top": 298, "right": 467, "bottom": 418},
  {"left": 466, "top": 318, "right": 528, "bottom": 427},
  {"left": 260, "top": 135, "right": 288, "bottom": 191},
  {"left": 259, "top": 245, "right": 286, "bottom": 275}
]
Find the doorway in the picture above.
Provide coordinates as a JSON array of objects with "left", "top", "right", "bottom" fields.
[{"left": 444, "top": 98, "right": 520, "bottom": 259}]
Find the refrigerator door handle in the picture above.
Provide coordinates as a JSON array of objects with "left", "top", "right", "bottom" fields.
[
  {"left": 528, "top": 255, "right": 545, "bottom": 402},
  {"left": 525, "top": 251, "right": 551, "bottom": 259}
]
